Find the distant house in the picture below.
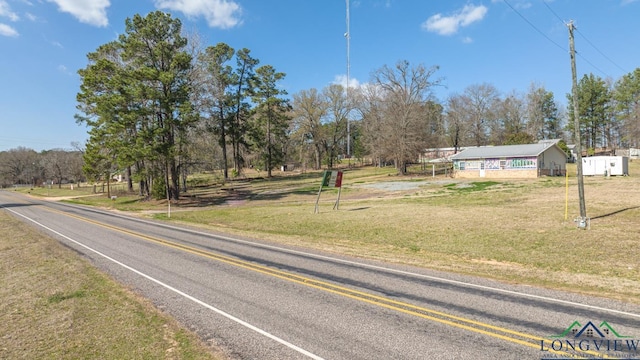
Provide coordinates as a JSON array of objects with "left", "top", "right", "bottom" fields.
[
  {"left": 616, "top": 148, "right": 640, "bottom": 159},
  {"left": 566, "top": 144, "right": 577, "bottom": 163},
  {"left": 451, "top": 142, "right": 567, "bottom": 179}
]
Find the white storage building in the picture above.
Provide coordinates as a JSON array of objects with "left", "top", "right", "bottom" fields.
[{"left": 582, "top": 156, "right": 629, "bottom": 176}]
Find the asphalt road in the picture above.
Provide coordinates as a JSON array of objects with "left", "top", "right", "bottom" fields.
[{"left": 2, "top": 190, "right": 639, "bottom": 360}]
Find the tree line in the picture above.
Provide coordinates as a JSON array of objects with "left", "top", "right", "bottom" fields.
[
  {"left": 0, "top": 146, "right": 84, "bottom": 188},
  {"left": 5, "top": 11, "right": 640, "bottom": 196},
  {"left": 75, "top": 11, "right": 292, "bottom": 200},
  {"left": 567, "top": 70, "right": 640, "bottom": 152}
]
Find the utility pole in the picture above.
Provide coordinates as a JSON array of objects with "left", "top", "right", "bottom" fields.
[
  {"left": 568, "top": 20, "right": 588, "bottom": 229},
  {"left": 345, "top": 0, "right": 351, "bottom": 159}
]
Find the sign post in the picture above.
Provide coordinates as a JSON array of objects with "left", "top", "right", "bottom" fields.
[{"left": 314, "top": 170, "right": 343, "bottom": 213}]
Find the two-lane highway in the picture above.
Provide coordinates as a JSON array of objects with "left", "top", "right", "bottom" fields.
[{"left": 2, "top": 190, "right": 639, "bottom": 359}]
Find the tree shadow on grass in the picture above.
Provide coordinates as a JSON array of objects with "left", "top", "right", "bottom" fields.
[{"left": 176, "top": 185, "right": 316, "bottom": 208}]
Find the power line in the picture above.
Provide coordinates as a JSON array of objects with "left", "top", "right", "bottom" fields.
[
  {"left": 575, "top": 28, "right": 627, "bottom": 74},
  {"left": 541, "top": 0, "right": 627, "bottom": 75},
  {"left": 576, "top": 50, "right": 611, "bottom": 79},
  {"left": 541, "top": 0, "right": 564, "bottom": 24},
  {"left": 504, "top": 0, "right": 614, "bottom": 78},
  {"left": 503, "top": 0, "right": 566, "bottom": 53}
]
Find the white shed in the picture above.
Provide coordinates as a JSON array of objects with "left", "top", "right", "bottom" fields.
[{"left": 582, "top": 156, "right": 629, "bottom": 176}]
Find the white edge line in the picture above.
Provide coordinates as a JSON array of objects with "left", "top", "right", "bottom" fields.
[
  {"left": 118, "top": 211, "right": 640, "bottom": 320},
  {"left": 23, "top": 200, "right": 640, "bottom": 319},
  {"left": 123, "top": 213, "right": 640, "bottom": 320},
  {"left": 3, "top": 206, "right": 325, "bottom": 360}
]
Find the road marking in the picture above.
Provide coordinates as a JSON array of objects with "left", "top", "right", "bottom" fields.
[
  {"left": 21, "top": 203, "right": 619, "bottom": 359},
  {"left": 2, "top": 205, "right": 325, "bottom": 360},
  {"left": 57, "top": 199, "right": 640, "bottom": 320}
]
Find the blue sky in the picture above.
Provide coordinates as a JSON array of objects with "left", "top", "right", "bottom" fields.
[{"left": 0, "top": 0, "right": 638, "bottom": 152}]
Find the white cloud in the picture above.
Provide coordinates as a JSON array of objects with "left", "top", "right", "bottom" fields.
[
  {"left": 462, "top": 36, "right": 473, "bottom": 44},
  {"left": 154, "top": 0, "right": 242, "bottom": 29},
  {"left": 422, "top": 4, "right": 488, "bottom": 36},
  {"left": 622, "top": 0, "right": 638, "bottom": 4},
  {"left": 0, "top": 0, "right": 19, "bottom": 21},
  {"left": 58, "top": 64, "right": 72, "bottom": 75},
  {"left": 0, "top": 22, "right": 18, "bottom": 36},
  {"left": 46, "top": 0, "right": 110, "bottom": 27},
  {"left": 333, "top": 74, "right": 361, "bottom": 89}
]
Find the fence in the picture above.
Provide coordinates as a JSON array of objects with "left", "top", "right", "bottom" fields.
[{"left": 405, "top": 163, "right": 454, "bottom": 177}]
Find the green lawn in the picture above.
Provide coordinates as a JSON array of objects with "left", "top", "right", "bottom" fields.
[
  {"left": 0, "top": 211, "right": 224, "bottom": 359},
  {"left": 22, "top": 162, "right": 640, "bottom": 303}
]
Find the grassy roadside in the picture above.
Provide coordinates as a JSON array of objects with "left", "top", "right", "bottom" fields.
[
  {"left": 0, "top": 211, "right": 225, "bottom": 360},
  {"left": 19, "top": 163, "right": 640, "bottom": 304},
  {"left": 156, "top": 178, "right": 640, "bottom": 304}
]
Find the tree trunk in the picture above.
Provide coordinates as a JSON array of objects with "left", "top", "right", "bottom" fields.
[
  {"left": 267, "top": 116, "right": 272, "bottom": 178},
  {"left": 219, "top": 110, "right": 229, "bottom": 180},
  {"left": 126, "top": 166, "right": 133, "bottom": 192},
  {"left": 169, "top": 158, "right": 180, "bottom": 200},
  {"left": 139, "top": 180, "right": 146, "bottom": 197},
  {"left": 231, "top": 135, "right": 240, "bottom": 175},
  {"left": 314, "top": 144, "right": 322, "bottom": 170},
  {"left": 181, "top": 164, "right": 187, "bottom": 193}
]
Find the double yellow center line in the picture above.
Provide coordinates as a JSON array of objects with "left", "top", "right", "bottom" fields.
[{"left": 40, "top": 204, "right": 611, "bottom": 359}]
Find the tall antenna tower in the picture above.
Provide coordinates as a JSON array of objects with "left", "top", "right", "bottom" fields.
[{"left": 345, "top": 0, "right": 351, "bottom": 158}]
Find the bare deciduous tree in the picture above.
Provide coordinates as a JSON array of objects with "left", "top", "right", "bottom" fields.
[
  {"left": 321, "top": 84, "right": 349, "bottom": 169},
  {"left": 526, "top": 83, "right": 562, "bottom": 141},
  {"left": 291, "top": 88, "right": 328, "bottom": 169},
  {"left": 370, "top": 60, "right": 441, "bottom": 174},
  {"left": 353, "top": 84, "right": 386, "bottom": 166},
  {"left": 494, "top": 92, "right": 530, "bottom": 145},
  {"left": 462, "top": 83, "right": 500, "bottom": 146},
  {"left": 445, "top": 94, "right": 469, "bottom": 153},
  {"left": 0, "top": 147, "right": 38, "bottom": 186}
]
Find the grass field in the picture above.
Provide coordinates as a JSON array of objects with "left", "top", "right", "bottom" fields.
[
  {"left": 0, "top": 211, "right": 225, "bottom": 359},
  {"left": 19, "top": 161, "right": 640, "bottom": 304}
]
